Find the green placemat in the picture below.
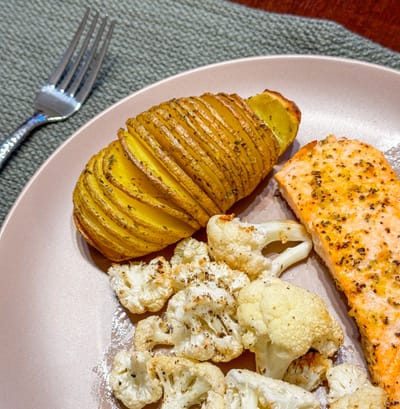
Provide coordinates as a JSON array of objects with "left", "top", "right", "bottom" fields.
[{"left": 0, "top": 0, "right": 399, "bottom": 226}]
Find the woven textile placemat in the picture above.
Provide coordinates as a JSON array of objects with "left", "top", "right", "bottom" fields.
[{"left": 0, "top": 0, "right": 399, "bottom": 226}]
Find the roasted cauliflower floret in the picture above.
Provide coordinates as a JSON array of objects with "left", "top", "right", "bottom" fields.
[
  {"left": 109, "top": 350, "right": 162, "bottom": 409},
  {"left": 171, "top": 260, "right": 250, "bottom": 296},
  {"left": 134, "top": 315, "right": 173, "bottom": 352},
  {"left": 207, "top": 214, "right": 312, "bottom": 279},
  {"left": 134, "top": 282, "right": 244, "bottom": 362},
  {"left": 326, "top": 363, "right": 387, "bottom": 408},
  {"left": 283, "top": 351, "right": 333, "bottom": 391},
  {"left": 108, "top": 256, "right": 173, "bottom": 314},
  {"left": 225, "top": 368, "right": 320, "bottom": 409},
  {"left": 149, "top": 355, "right": 225, "bottom": 409},
  {"left": 168, "top": 282, "right": 244, "bottom": 361},
  {"left": 237, "top": 277, "right": 343, "bottom": 379},
  {"left": 170, "top": 237, "right": 210, "bottom": 266}
]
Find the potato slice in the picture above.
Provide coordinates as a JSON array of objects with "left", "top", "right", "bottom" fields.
[
  {"left": 247, "top": 89, "right": 301, "bottom": 155},
  {"left": 73, "top": 174, "right": 162, "bottom": 260},
  {"left": 78, "top": 187, "right": 163, "bottom": 258},
  {"left": 86, "top": 149, "right": 196, "bottom": 245},
  {"left": 200, "top": 93, "right": 263, "bottom": 196},
  {"left": 222, "top": 93, "right": 280, "bottom": 178},
  {"left": 118, "top": 128, "right": 210, "bottom": 226},
  {"left": 102, "top": 140, "right": 200, "bottom": 230},
  {"left": 174, "top": 96, "right": 242, "bottom": 205},
  {"left": 194, "top": 95, "right": 253, "bottom": 197},
  {"left": 128, "top": 114, "right": 222, "bottom": 217},
  {"left": 181, "top": 96, "right": 248, "bottom": 198},
  {"left": 166, "top": 98, "right": 238, "bottom": 204},
  {"left": 76, "top": 176, "right": 160, "bottom": 253},
  {"left": 141, "top": 101, "right": 232, "bottom": 211},
  {"left": 73, "top": 185, "right": 128, "bottom": 262}
]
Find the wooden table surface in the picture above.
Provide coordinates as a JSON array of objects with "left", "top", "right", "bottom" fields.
[{"left": 230, "top": 0, "right": 400, "bottom": 53}]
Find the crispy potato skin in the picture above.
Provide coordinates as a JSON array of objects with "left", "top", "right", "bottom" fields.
[{"left": 275, "top": 135, "right": 400, "bottom": 408}]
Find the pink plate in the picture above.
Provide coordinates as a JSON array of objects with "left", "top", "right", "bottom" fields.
[{"left": 1, "top": 55, "right": 399, "bottom": 408}]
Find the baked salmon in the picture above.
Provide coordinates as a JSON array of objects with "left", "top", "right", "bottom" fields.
[{"left": 275, "top": 135, "right": 400, "bottom": 408}]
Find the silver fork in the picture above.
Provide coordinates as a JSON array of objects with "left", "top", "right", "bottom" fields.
[{"left": 0, "top": 8, "right": 115, "bottom": 170}]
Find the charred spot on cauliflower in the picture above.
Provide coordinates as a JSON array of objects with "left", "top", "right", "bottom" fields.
[
  {"left": 171, "top": 260, "right": 250, "bottom": 296},
  {"left": 283, "top": 351, "right": 333, "bottom": 391}
]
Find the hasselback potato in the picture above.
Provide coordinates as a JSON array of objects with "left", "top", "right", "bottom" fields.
[{"left": 73, "top": 90, "right": 301, "bottom": 261}]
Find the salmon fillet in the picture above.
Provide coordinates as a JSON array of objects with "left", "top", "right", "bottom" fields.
[{"left": 275, "top": 135, "right": 400, "bottom": 408}]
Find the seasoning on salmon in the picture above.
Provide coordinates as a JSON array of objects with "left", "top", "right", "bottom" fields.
[{"left": 275, "top": 135, "right": 400, "bottom": 408}]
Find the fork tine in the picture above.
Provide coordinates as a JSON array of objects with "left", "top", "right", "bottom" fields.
[
  {"left": 74, "top": 19, "right": 116, "bottom": 103},
  {"left": 47, "top": 8, "right": 91, "bottom": 86},
  {"left": 67, "top": 16, "right": 108, "bottom": 97},
  {"left": 58, "top": 11, "right": 99, "bottom": 91}
]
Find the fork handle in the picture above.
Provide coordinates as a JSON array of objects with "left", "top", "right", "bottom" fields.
[{"left": 0, "top": 112, "right": 48, "bottom": 170}]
